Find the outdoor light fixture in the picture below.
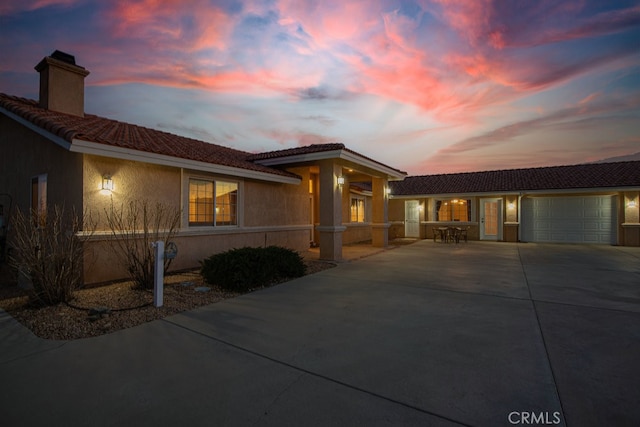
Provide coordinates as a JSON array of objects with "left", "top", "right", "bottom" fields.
[
  {"left": 101, "top": 174, "right": 114, "bottom": 192},
  {"left": 628, "top": 200, "right": 637, "bottom": 208},
  {"left": 337, "top": 176, "right": 345, "bottom": 186},
  {"left": 508, "top": 202, "right": 516, "bottom": 210},
  {"left": 386, "top": 187, "right": 392, "bottom": 195}
]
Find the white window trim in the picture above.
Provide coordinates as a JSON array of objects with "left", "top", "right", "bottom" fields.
[{"left": 182, "top": 172, "right": 243, "bottom": 229}]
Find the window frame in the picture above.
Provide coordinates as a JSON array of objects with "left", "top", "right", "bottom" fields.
[
  {"left": 434, "top": 198, "right": 473, "bottom": 222},
  {"left": 187, "top": 176, "right": 240, "bottom": 228},
  {"left": 31, "top": 174, "right": 47, "bottom": 219},
  {"left": 350, "top": 195, "right": 366, "bottom": 223}
]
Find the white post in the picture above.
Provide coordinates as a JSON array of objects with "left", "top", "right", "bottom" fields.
[{"left": 152, "top": 240, "right": 164, "bottom": 307}]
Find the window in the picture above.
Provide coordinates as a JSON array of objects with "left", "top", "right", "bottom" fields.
[
  {"left": 215, "top": 181, "right": 237, "bottom": 226},
  {"left": 436, "top": 199, "right": 471, "bottom": 222},
  {"left": 189, "top": 179, "right": 237, "bottom": 226},
  {"left": 350, "top": 197, "right": 365, "bottom": 223},
  {"left": 31, "top": 174, "right": 47, "bottom": 221}
]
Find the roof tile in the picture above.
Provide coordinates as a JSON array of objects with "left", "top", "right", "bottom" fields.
[
  {"left": 391, "top": 162, "right": 640, "bottom": 195},
  {"left": 0, "top": 93, "right": 297, "bottom": 179}
]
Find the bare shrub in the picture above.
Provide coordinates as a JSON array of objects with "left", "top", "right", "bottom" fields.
[
  {"left": 10, "top": 205, "right": 95, "bottom": 305},
  {"left": 104, "top": 200, "right": 181, "bottom": 289}
]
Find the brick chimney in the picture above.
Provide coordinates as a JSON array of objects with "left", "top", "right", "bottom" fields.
[{"left": 35, "top": 50, "right": 90, "bottom": 117}]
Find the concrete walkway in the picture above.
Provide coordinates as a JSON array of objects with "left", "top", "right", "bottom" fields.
[{"left": 1, "top": 241, "right": 639, "bottom": 426}]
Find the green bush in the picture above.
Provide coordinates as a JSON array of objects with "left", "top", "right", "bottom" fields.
[{"left": 200, "top": 246, "right": 306, "bottom": 292}]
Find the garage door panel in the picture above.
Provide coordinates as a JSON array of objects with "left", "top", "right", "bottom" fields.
[{"left": 522, "top": 196, "right": 616, "bottom": 244}]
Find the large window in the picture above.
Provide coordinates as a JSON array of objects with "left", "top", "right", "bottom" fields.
[
  {"left": 189, "top": 179, "right": 237, "bottom": 226},
  {"left": 350, "top": 197, "right": 365, "bottom": 223},
  {"left": 436, "top": 199, "right": 471, "bottom": 222}
]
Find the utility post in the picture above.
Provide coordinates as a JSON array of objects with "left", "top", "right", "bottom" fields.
[{"left": 152, "top": 241, "right": 164, "bottom": 307}]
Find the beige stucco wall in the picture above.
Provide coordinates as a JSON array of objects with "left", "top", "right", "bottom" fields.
[
  {"left": 83, "top": 154, "right": 181, "bottom": 230},
  {"left": 244, "top": 167, "right": 311, "bottom": 227},
  {"left": 343, "top": 223, "right": 372, "bottom": 244},
  {"left": 84, "top": 227, "right": 311, "bottom": 284},
  {"left": 622, "top": 190, "right": 640, "bottom": 246},
  {"left": 81, "top": 158, "right": 312, "bottom": 283}
]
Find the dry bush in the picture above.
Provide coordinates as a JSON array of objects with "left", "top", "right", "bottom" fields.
[
  {"left": 104, "top": 200, "right": 181, "bottom": 289},
  {"left": 10, "top": 205, "right": 95, "bottom": 305}
]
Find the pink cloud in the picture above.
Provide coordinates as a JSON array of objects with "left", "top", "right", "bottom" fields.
[
  {"left": 106, "top": 0, "right": 233, "bottom": 51},
  {"left": 259, "top": 129, "right": 337, "bottom": 146},
  {"left": 277, "top": 0, "right": 382, "bottom": 48}
]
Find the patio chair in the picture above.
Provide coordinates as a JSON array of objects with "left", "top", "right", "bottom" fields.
[{"left": 456, "top": 226, "right": 468, "bottom": 243}]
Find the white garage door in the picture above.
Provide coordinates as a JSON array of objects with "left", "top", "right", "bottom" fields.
[{"left": 521, "top": 196, "right": 617, "bottom": 244}]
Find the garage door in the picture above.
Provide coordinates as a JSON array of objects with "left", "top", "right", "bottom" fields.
[{"left": 521, "top": 196, "right": 617, "bottom": 244}]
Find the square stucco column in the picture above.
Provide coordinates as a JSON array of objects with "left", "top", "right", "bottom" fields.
[
  {"left": 317, "top": 160, "right": 345, "bottom": 260},
  {"left": 371, "top": 177, "right": 389, "bottom": 247}
]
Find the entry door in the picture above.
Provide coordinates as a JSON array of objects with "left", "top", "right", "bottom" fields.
[
  {"left": 405, "top": 200, "right": 420, "bottom": 238},
  {"left": 480, "top": 198, "right": 502, "bottom": 240}
]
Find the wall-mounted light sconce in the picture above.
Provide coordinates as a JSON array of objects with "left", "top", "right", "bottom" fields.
[
  {"left": 337, "top": 176, "right": 345, "bottom": 186},
  {"left": 385, "top": 187, "right": 391, "bottom": 195},
  {"left": 508, "top": 202, "right": 516, "bottom": 210},
  {"left": 101, "top": 174, "right": 114, "bottom": 193},
  {"left": 418, "top": 204, "right": 424, "bottom": 212},
  {"left": 628, "top": 200, "right": 637, "bottom": 208}
]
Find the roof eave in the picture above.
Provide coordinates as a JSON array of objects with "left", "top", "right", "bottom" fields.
[
  {"left": 254, "top": 149, "right": 407, "bottom": 180},
  {"left": 390, "top": 186, "right": 640, "bottom": 198},
  {"left": 70, "top": 139, "right": 301, "bottom": 184},
  {"left": 1, "top": 106, "right": 72, "bottom": 150}
]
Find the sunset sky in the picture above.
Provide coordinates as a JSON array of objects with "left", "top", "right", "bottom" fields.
[{"left": 1, "top": 0, "right": 639, "bottom": 174}]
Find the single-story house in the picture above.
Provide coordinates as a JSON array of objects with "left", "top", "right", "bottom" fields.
[
  {"left": 389, "top": 163, "right": 640, "bottom": 246},
  {"left": 0, "top": 51, "right": 406, "bottom": 284},
  {"left": 2, "top": 51, "right": 639, "bottom": 284}
]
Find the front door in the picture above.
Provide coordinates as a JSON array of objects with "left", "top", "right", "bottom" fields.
[
  {"left": 480, "top": 198, "right": 502, "bottom": 240},
  {"left": 405, "top": 200, "right": 420, "bottom": 238}
]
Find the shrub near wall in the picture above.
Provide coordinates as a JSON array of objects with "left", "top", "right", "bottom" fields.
[{"left": 200, "top": 246, "right": 306, "bottom": 292}]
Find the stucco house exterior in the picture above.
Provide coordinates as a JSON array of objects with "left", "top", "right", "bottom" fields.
[
  {"left": 0, "top": 51, "right": 406, "bottom": 284},
  {"left": 389, "top": 163, "right": 640, "bottom": 246},
  {"left": 2, "top": 51, "right": 639, "bottom": 284}
]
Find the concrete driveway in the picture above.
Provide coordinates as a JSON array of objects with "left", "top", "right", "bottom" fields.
[{"left": 1, "top": 241, "right": 639, "bottom": 426}]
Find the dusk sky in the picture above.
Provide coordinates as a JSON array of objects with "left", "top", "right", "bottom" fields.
[{"left": 1, "top": 0, "right": 639, "bottom": 174}]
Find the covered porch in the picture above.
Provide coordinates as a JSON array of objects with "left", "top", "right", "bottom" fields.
[{"left": 250, "top": 143, "right": 407, "bottom": 261}]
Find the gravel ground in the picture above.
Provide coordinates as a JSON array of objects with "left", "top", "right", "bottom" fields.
[{"left": 0, "top": 260, "right": 335, "bottom": 341}]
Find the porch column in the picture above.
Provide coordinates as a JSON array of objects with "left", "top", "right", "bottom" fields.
[
  {"left": 317, "top": 160, "right": 345, "bottom": 260},
  {"left": 371, "top": 176, "right": 389, "bottom": 247}
]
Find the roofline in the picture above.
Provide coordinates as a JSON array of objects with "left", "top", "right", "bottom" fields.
[
  {"left": 70, "top": 139, "right": 301, "bottom": 184},
  {"left": 1, "top": 106, "right": 72, "bottom": 150},
  {"left": 390, "top": 187, "right": 640, "bottom": 199},
  {"left": 254, "top": 148, "right": 407, "bottom": 180}
]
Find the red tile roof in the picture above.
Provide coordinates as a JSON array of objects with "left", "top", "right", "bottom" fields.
[
  {"left": 248, "top": 143, "right": 407, "bottom": 176},
  {"left": 391, "top": 162, "right": 640, "bottom": 195},
  {"left": 247, "top": 143, "right": 346, "bottom": 160},
  {"left": 0, "top": 93, "right": 297, "bottom": 179}
]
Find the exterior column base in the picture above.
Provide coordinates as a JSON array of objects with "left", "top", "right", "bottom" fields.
[
  {"left": 317, "top": 225, "right": 346, "bottom": 260},
  {"left": 621, "top": 223, "right": 640, "bottom": 246},
  {"left": 371, "top": 222, "right": 390, "bottom": 248}
]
